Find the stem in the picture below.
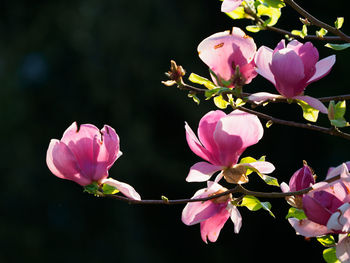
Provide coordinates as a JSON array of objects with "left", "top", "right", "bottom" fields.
[{"left": 284, "top": 0, "right": 350, "bottom": 43}]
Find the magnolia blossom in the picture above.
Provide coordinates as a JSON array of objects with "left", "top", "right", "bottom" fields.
[
  {"left": 185, "top": 110, "right": 275, "bottom": 183},
  {"left": 221, "top": 0, "right": 243, "bottom": 13},
  {"left": 280, "top": 163, "right": 315, "bottom": 208},
  {"left": 46, "top": 122, "right": 141, "bottom": 200},
  {"left": 182, "top": 181, "right": 242, "bottom": 243},
  {"left": 198, "top": 27, "right": 257, "bottom": 88},
  {"left": 250, "top": 39, "right": 336, "bottom": 113},
  {"left": 288, "top": 163, "right": 350, "bottom": 262}
]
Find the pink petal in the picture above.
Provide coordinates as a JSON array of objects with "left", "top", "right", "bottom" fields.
[
  {"left": 243, "top": 161, "right": 275, "bottom": 174},
  {"left": 327, "top": 203, "right": 350, "bottom": 232},
  {"left": 185, "top": 122, "right": 214, "bottom": 163},
  {"left": 46, "top": 139, "right": 91, "bottom": 186},
  {"left": 303, "top": 194, "right": 333, "bottom": 226},
  {"left": 248, "top": 92, "right": 283, "bottom": 104},
  {"left": 200, "top": 206, "right": 230, "bottom": 243},
  {"left": 254, "top": 46, "right": 275, "bottom": 85},
  {"left": 102, "top": 178, "right": 141, "bottom": 200},
  {"left": 198, "top": 28, "right": 256, "bottom": 84},
  {"left": 273, "top": 39, "right": 286, "bottom": 53},
  {"left": 337, "top": 235, "right": 350, "bottom": 263},
  {"left": 270, "top": 48, "right": 306, "bottom": 97},
  {"left": 293, "top": 95, "right": 328, "bottom": 114},
  {"left": 186, "top": 162, "right": 223, "bottom": 182},
  {"left": 221, "top": 0, "right": 243, "bottom": 13},
  {"left": 198, "top": 110, "right": 226, "bottom": 164},
  {"left": 280, "top": 182, "right": 290, "bottom": 193},
  {"left": 288, "top": 218, "right": 330, "bottom": 237},
  {"left": 327, "top": 162, "right": 350, "bottom": 180},
  {"left": 182, "top": 188, "right": 221, "bottom": 225},
  {"left": 307, "top": 55, "right": 336, "bottom": 84},
  {"left": 228, "top": 203, "right": 242, "bottom": 233},
  {"left": 213, "top": 110, "right": 263, "bottom": 167}
]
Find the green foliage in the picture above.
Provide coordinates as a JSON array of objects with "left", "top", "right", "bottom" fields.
[
  {"left": 296, "top": 99, "right": 319, "bottom": 122},
  {"left": 188, "top": 93, "right": 201, "bottom": 105},
  {"left": 285, "top": 207, "right": 307, "bottom": 220},
  {"left": 257, "top": 3, "right": 281, "bottom": 26},
  {"left": 188, "top": 73, "right": 216, "bottom": 90},
  {"left": 260, "top": 0, "right": 285, "bottom": 8},
  {"left": 239, "top": 156, "right": 279, "bottom": 186},
  {"left": 84, "top": 182, "right": 99, "bottom": 195},
  {"left": 335, "top": 17, "right": 344, "bottom": 29},
  {"left": 102, "top": 183, "right": 119, "bottom": 195},
  {"left": 328, "top": 100, "right": 349, "bottom": 127},
  {"left": 316, "top": 28, "right": 328, "bottom": 38},
  {"left": 240, "top": 195, "right": 275, "bottom": 217},
  {"left": 325, "top": 43, "right": 350, "bottom": 50},
  {"left": 291, "top": 24, "right": 308, "bottom": 39},
  {"left": 323, "top": 247, "right": 340, "bottom": 263},
  {"left": 317, "top": 235, "right": 336, "bottom": 247},
  {"left": 214, "top": 94, "right": 232, "bottom": 109}
]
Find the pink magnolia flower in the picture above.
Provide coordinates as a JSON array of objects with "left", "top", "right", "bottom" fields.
[
  {"left": 198, "top": 27, "right": 257, "bottom": 88},
  {"left": 250, "top": 39, "right": 336, "bottom": 113},
  {"left": 46, "top": 122, "right": 141, "bottom": 200},
  {"left": 182, "top": 181, "right": 242, "bottom": 243},
  {"left": 185, "top": 110, "right": 275, "bottom": 183},
  {"left": 281, "top": 163, "right": 315, "bottom": 208},
  {"left": 288, "top": 163, "right": 350, "bottom": 262},
  {"left": 221, "top": 0, "right": 243, "bottom": 13}
]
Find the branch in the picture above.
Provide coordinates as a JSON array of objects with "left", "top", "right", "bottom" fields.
[
  {"left": 284, "top": 0, "right": 350, "bottom": 43},
  {"left": 96, "top": 174, "right": 341, "bottom": 205}
]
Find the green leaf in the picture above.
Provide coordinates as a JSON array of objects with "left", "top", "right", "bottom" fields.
[
  {"left": 84, "top": 182, "right": 99, "bottom": 194},
  {"left": 205, "top": 87, "right": 231, "bottom": 99},
  {"left": 257, "top": 4, "right": 281, "bottom": 26},
  {"left": 317, "top": 235, "right": 336, "bottom": 247},
  {"left": 325, "top": 43, "right": 350, "bottom": 51},
  {"left": 246, "top": 25, "right": 263, "bottom": 33},
  {"left": 188, "top": 73, "right": 216, "bottom": 90},
  {"left": 102, "top": 183, "right": 119, "bottom": 195},
  {"left": 285, "top": 207, "right": 307, "bottom": 220},
  {"left": 291, "top": 25, "right": 308, "bottom": 39},
  {"left": 296, "top": 99, "right": 319, "bottom": 122},
  {"left": 323, "top": 247, "right": 340, "bottom": 263},
  {"left": 335, "top": 17, "right": 344, "bottom": 29},
  {"left": 240, "top": 195, "right": 275, "bottom": 217},
  {"left": 316, "top": 28, "right": 328, "bottom": 38},
  {"left": 240, "top": 156, "right": 257, "bottom": 164},
  {"left": 214, "top": 95, "right": 230, "bottom": 109},
  {"left": 259, "top": 174, "right": 279, "bottom": 187},
  {"left": 328, "top": 100, "right": 349, "bottom": 127},
  {"left": 226, "top": 7, "right": 248, "bottom": 19},
  {"left": 266, "top": 120, "right": 273, "bottom": 128},
  {"left": 259, "top": 0, "right": 285, "bottom": 8},
  {"left": 188, "top": 93, "right": 200, "bottom": 105}
]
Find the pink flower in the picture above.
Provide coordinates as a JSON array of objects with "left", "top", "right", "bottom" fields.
[
  {"left": 182, "top": 181, "right": 242, "bottom": 243},
  {"left": 288, "top": 163, "right": 350, "bottom": 261},
  {"left": 46, "top": 122, "right": 141, "bottom": 200},
  {"left": 281, "top": 163, "right": 315, "bottom": 208},
  {"left": 185, "top": 110, "right": 274, "bottom": 183},
  {"left": 198, "top": 27, "right": 257, "bottom": 88},
  {"left": 250, "top": 39, "right": 336, "bottom": 113},
  {"left": 221, "top": 0, "right": 243, "bottom": 13}
]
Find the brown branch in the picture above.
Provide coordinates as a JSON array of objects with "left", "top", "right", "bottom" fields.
[{"left": 284, "top": 0, "right": 350, "bottom": 43}]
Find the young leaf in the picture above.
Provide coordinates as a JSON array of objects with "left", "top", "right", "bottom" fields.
[
  {"left": 296, "top": 99, "right": 319, "bottom": 122},
  {"left": 102, "top": 183, "right": 119, "bottom": 194},
  {"left": 335, "top": 17, "right": 344, "bottom": 29},
  {"left": 285, "top": 207, "right": 307, "bottom": 220},
  {"left": 226, "top": 7, "right": 248, "bottom": 20},
  {"left": 316, "top": 28, "right": 328, "bottom": 38},
  {"left": 328, "top": 100, "right": 349, "bottom": 127},
  {"left": 188, "top": 93, "right": 200, "bottom": 105},
  {"left": 317, "top": 235, "right": 336, "bottom": 247},
  {"left": 323, "top": 247, "right": 340, "bottom": 263},
  {"left": 246, "top": 25, "right": 262, "bottom": 33},
  {"left": 325, "top": 43, "right": 350, "bottom": 51},
  {"left": 84, "top": 182, "right": 99, "bottom": 194},
  {"left": 240, "top": 195, "right": 275, "bottom": 217},
  {"left": 188, "top": 73, "right": 216, "bottom": 90},
  {"left": 257, "top": 4, "right": 281, "bottom": 27},
  {"left": 260, "top": 0, "right": 285, "bottom": 8},
  {"left": 214, "top": 95, "right": 230, "bottom": 109}
]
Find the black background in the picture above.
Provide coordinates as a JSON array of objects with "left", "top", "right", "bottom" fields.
[{"left": 0, "top": 0, "right": 349, "bottom": 262}]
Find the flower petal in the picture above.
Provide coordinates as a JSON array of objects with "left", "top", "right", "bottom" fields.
[
  {"left": 307, "top": 55, "right": 336, "bottom": 84},
  {"left": 213, "top": 110, "right": 263, "bottom": 167},
  {"left": 248, "top": 92, "right": 283, "bottom": 104},
  {"left": 336, "top": 235, "right": 350, "bottom": 263},
  {"left": 186, "top": 162, "right": 223, "bottom": 182},
  {"left": 200, "top": 206, "right": 230, "bottom": 243},
  {"left": 221, "top": 0, "right": 243, "bottom": 13},
  {"left": 255, "top": 46, "right": 276, "bottom": 85},
  {"left": 270, "top": 48, "right": 306, "bottom": 97},
  {"left": 288, "top": 218, "right": 330, "bottom": 237},
  {"left": 228, "top": 203, "right": 242, "bottom": 233},
  {"left": 243, "top": 161, "right": 275, "bottom": 174},
  {"left": 46, "top": 139, "right": 90, "bottom": 186},
  {"left": 102, "top": 178, "right": 141, "bottom": 200},
  {"left": 293, "top": 95, "right": 328, "bottom": 114},
  {"left": 327, "top": 203, "right": 350, "bottom": 232}
]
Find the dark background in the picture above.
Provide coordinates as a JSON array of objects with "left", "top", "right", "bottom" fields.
[{"left": 0, "top": 0, "right": 349, "bottom": 262}]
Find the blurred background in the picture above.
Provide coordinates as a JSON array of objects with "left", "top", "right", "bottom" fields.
[{"left": 0, "top": 0, "right": 349, "bottom": 262}]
